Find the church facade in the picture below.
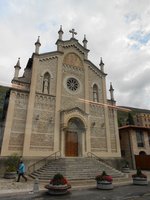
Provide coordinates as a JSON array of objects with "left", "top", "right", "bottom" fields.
[{"left": 1, "top": 27, "right": 121, "bottom": 160}]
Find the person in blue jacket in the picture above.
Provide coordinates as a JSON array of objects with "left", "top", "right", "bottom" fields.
[{"left": 16, "top": 161, "right": 27, "bottom": 182}]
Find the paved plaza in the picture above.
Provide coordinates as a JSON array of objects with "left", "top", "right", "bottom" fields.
[
  {"left": 0, "top": 174, "right": 150, "bottom": 200},
  {"left": 0, "top": 184, "right": 150, "bottom": 200}
]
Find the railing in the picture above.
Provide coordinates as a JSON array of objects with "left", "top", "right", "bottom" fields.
[
  {"left": 28, "top": 151, "right": 61, "bottom": 174},
  {"left": 87, "top": 152, "right": 113, "bottom": 168}
]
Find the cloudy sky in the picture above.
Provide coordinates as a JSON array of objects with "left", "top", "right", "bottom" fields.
[{"left": 0, "top": 0, "right": 150, "bottom": 109}]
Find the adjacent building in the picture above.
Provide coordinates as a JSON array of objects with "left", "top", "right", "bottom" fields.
[{"left": 118, "top": 107, "right": 150, "bottom": 169}]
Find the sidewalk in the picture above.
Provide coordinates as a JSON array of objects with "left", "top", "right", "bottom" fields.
[{"left": 0, "top": 170, "right": 150, "bottom": 195}]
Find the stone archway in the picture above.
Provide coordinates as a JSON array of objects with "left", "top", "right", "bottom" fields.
[{"left": 65, "top": 117, "right": 85, "bottom": 157}]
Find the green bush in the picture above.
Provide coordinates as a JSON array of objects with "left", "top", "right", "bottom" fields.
[{"left": 5, "top": 154, "right": 20, "bottom": 172}]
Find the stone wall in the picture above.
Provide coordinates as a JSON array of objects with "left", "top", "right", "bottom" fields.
[
  {"left": 8, "top": 91, "right": 28, "bottom": 152},
  {"left": 90, "top": 104, "right": 107, "bottom": 152},
  {"left": 30, "top": 94, "right": 55, "bottom": 151},
  {"left": 109, "top": 108, "right": 117, "bottom": 152}
]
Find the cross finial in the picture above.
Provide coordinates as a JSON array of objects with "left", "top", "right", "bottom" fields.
[{"left": 69, "top": 28, "right": 77, "bottom": 38}]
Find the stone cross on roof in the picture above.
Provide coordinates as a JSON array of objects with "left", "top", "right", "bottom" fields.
[{"left": 69, "top": 28, "right": 77, "bottom": 38}]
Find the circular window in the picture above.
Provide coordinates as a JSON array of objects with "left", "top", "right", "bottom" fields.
[{"left": 67, "top": 78, "right": 79, "bottom": 91}]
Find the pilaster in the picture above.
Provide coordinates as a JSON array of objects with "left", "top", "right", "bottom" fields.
[
  {"left": 102, "top": 76, "right": 111, "bottom": 153},
  {"left": 113, "top": 109, "right": 121, "bottom": 156},
  {"left": 84, "top": 64, "right": 91, "bottom": 153},
  {"left": 22, "top": 55, "right": 39, "bottom": 156},
  {"left": 1, "top": 91, "right": 16, "bottom": 156},
  {"left": 53, "top": 56, "right": 63, "bottom": 152}
]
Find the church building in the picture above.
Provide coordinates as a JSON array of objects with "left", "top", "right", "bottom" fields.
[{"left": 1, "top": 27, "right": 121, "bottom": 161}]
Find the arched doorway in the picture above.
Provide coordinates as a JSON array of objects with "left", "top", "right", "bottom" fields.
[{"left": 65, "top": 117, "right": 85, "bottom": 157}]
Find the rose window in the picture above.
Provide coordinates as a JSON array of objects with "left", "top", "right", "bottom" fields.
[{"left": 67, "top": 78, "right": 79, "bottom": 91}]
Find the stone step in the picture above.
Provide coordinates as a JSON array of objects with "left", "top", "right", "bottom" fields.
[{"left": 30, "top": 157, "right": 125, "bottom": 180}]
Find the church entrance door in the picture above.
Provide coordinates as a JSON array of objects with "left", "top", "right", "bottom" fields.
[{"left": 65, "top": 131, "right": 78, "bottom": 157}]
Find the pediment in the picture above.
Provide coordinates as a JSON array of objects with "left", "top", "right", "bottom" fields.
[{"left": 56, "top": 38, "right": 89, "bottom": 57}]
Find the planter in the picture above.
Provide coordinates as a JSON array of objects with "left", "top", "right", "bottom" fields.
[
  {"left": 4, "top": 171, "right": 17, "bottom": 179},
  {"left": 133, "top": 177, "right": 148, "bottom": 185},
  {"left": 45, "top": 184, "right": 71, "bottom": 195},
  {"left": 97, "top": 181, "right": 113, "bottom": 190},
  {"left": 122, "top": 167, "right": 130, "bottom": 173}
]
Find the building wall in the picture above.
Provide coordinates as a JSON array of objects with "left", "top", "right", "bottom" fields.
[
  {"left": 0, "top": 35, "right": 121, "bottom": 159},
  {"left": 119, "top": 127, "right": 150, "bottom": 168}
]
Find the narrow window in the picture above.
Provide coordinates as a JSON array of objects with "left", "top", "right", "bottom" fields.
[
  {"left": 136, "top": 130, "right": 144, "bottom": 147},
  {"left": 148, "top": 132, "right": 150, "bottom": 146},
  {"left": 93, "top": 84, "right": 98, "bottom": 102}
]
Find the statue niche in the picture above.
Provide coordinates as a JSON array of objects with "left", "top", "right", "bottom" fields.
[{"left": 43, "top": 72, "right": 50, "bottom": 94}]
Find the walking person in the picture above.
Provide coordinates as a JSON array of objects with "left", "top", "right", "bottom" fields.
[{"left": 16, "top": 161, "right": 27, "bottom": 182}]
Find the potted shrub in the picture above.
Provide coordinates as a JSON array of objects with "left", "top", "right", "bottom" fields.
[
  {"left": 95, "top": 171, "right": 113, "bottom": 190},
  {"left": 45, "top": 173, "right": 71, "bottom": 195},
  {"left": 4, "top": 154, "right": 20, "bottom": 179},
  {"left": 132, "top": 169, "right": 148, "bottom": 185}
]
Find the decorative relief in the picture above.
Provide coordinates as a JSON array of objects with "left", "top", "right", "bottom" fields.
[
  {"left": 91, "top": 148, "right": 107, "bottom": 152},
  {"left": 32, "top": 120, "right": 54, "bottom": 133},
  {"left": 63, "top": 64, "right": 84, "bottom": 74},
  {"left": 91, "top": 137, "right": 107, "bottom": 150},
  {"left": 35, "top": 94, "right": 55, "bottom": 109},
  {"left": 9, "top": 133, "right": 24, "bottom": 146},
  {"left": 63, "top": 53, "right": 83, "bottom": 68},
  {"left": 61, "top": 97, "right": 84, "bottom": 111},
  {"left": 30, "top": 146, "right": 53, "bottom": 151},
  {"left": 15, "top": 92, "right": 28, "bottom": 109},
  {"left": 90, "top": 104, "right": 104, "bottom": 116},
  {"left": 8, "top": 146, "right": 22, "bottom": 151},
  {"left": 34, "top": 111, "right": 53, "bottom": 121},
  {"left": 111, "top": 139, "right": 117, "bottom": 152},
  {"left": 14, "top": 109, "right": 27, "bottom": 119},
  {"left": 12, "top": 119, "right": 26, "bottom": 132},
  {"left": 91, "top": 127, "right": 106, "bottom": 137},
  {"left": 30, "top": 134, "right": 54, "bottom": 147}
]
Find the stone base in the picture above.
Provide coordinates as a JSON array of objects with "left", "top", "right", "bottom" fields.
[
  {"left": 122, "top": 167, "right": 130, "bottom": 173},
  {"left": 97, "top": 181, "right": 113, "bottom": 190},
  {"left": 133, "top": 177, "right": 148, "bottom": 185},
  {"left": 45, "top": 184, "right": 71, "bottom": 195}
]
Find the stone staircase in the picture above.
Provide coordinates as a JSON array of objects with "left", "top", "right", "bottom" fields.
[{"left": 30, "top": 157, "right": 126, "bottom": 180}]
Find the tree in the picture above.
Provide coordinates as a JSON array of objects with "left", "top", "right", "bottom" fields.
[{"left": 126, "top": 113, "right": 134, "bottom": 125}]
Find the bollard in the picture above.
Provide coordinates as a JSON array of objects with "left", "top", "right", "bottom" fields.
[{"left": 33, "top": 178, "right": 39, "bottom": 193}]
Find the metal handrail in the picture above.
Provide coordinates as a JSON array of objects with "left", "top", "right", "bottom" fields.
[
  {"left": 28, "top": 151, "right": 61, "bottom": 174},
  {"left": 87, "top": 152, "right": 113, "bottom": 168}
]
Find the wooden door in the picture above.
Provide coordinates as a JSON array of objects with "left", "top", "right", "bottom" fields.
[
  {"left": 65, "top": 131, "right": 78, "bottom": 156},
  {"left": 135, "top": 155, "right": 150, "bottom": 170}
]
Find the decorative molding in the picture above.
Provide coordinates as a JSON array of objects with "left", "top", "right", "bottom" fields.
[
  {"left": 60, "top": 107, "right": 88, "bottom": 130},
  {"left": 39, "top": 56, "right": 58, "bottom": 62}
]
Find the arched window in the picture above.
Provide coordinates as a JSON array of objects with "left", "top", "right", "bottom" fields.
[
  {"left": 93, "top": 84, "right": 99, "bottom": 102},
  {"left": 42, "top": 72, "right": 50, "bottom": 94}
]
